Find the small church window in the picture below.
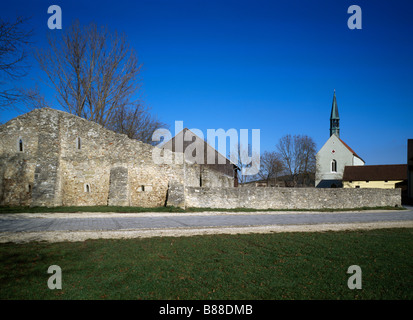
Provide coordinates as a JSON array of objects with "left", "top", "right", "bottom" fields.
[
  {"left": 84, "top": 183, "right": 90, "bottom": 193},
  {"left": 331, "top": 159, "right": 337, "bottom": 172}
]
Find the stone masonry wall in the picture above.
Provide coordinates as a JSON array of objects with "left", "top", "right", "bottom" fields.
[
  {"left": 181, "top": 186, "right": 401, "bottom": 209},
  {"left": 0, "top": 110, "right": 40, "bottom": 206},
  {"left": 0, "top": 108, "right": 207, "bottom": 207},
  {"left": 31, "top": 109, "right": 62, "bottom": 207},
  {"left": 201, "top": 166, "right": 234, "bottom": 187},
  {"left": 57, "top": 108, "right": 202, "bottom": 207}
]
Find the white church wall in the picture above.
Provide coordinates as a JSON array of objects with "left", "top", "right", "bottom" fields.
[
  {"left": 353, "top": 156, "right": 364, "bottom": 166},
  {"left": 315, "top": 134, "right": 356, "bottom": 187}
]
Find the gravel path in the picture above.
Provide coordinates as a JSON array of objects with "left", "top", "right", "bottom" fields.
[{"left": 1, "top": 208, "right": 412, "bottom": 243}]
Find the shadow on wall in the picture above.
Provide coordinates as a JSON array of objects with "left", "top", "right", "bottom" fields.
[{"left": 316, "top": 180, "right": 343, "bottom": 188}]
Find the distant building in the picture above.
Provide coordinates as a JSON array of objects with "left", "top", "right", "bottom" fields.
[
  {"left": 315, "top": 91, "right": 365, "bottom": 188},
  {"left": 342, "top": 164, "right": 407, "bottom": 189},
  {"left": 161, "top": 128, "right": 239, "bottom": 187}
]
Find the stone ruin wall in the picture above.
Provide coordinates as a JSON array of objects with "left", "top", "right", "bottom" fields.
[
  {"left": 0, "top": 111, "right": 39, "bottom": 206},
  {"left": 0, "top": 108, "right": 235, "bottom": 207}
]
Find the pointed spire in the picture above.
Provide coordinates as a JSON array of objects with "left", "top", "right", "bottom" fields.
[
  {"left": 330, "top": 90, "right": 339, "bottom": 119},
  {"left": 330, "top": 90, "right": 340, "bottom": 137}
]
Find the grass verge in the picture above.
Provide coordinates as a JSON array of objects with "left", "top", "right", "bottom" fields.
[{"left": 0, "top": 228, "right": 412, "bottom": 300}]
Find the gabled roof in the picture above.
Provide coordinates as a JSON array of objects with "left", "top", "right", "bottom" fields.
[
  {"left": 162, "top": 127, "right": 239, "bottom": 170},
  {"left": 338, "top": 138, "right": 364, "bottom": 162},
  {"left": 343, "top": 164, "right": 407, "bottom": 181},
  {"left": 317, "top": 134, "right": 365, "bottom": 163}
]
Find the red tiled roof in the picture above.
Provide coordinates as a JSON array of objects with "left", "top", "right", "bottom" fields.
[
  {"left": 342, "top": 164, "right": 407, "bottom": 181},
  {"left": 339, "top": 138, "right": 364, "bottom": 162}
]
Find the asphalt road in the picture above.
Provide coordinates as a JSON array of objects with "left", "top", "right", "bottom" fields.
[{"left": 1, "top": 207, "right": 413, "bottom": 233}]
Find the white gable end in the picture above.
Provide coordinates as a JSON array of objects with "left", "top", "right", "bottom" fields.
[{"left": 316, "top": 135, "right": 364, "bottom": 187}]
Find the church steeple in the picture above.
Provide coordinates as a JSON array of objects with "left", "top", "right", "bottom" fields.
[{"left": 330, "top": 90, "right": 340, "bottom": 138}]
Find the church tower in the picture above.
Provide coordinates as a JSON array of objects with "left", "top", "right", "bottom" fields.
[
  {"left": 330, "top": 90, "right": 340, "bottom": 138},
  {"left": 316, "top": 90, "right": 364, "bottom": 188}
]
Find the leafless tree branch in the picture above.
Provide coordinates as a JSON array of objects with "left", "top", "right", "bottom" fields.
[
  {"left": 276, "top": 134, "right": 316, "bottom": 187},
  {"left": 34, "top": 20, "right": 164, "bottom": 142},
  {"left": 0, "top": 16, "right": 33, "bottom": 110}
]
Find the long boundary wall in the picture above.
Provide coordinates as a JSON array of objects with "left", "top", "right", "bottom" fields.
[{"left": 167, "top": 185, "right": 402, "bottom": 209}]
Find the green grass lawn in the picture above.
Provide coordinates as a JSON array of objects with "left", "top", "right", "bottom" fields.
[{"left": 1, "top": 228, "right": 412, "bottom": 300}]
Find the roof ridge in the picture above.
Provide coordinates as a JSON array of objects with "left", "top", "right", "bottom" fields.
[{"left": 338, "top": 137, "right": 364, "bottom": 162}]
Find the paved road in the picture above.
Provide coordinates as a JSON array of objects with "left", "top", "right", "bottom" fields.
[{"left": 1, "top": 207, "right": 413, "bottom": 233}]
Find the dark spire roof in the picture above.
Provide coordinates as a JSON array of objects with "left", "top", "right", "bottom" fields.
[
  {"left": 330, "top": 89, "right": 339, "bottom": 120},
  {"left": 329, "top": 90, "right": 340, "bottom": 138}
]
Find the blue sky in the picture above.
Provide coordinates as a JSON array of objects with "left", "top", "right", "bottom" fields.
[{"left": 1, "top": 0, "right": 412, "bottom": 165}]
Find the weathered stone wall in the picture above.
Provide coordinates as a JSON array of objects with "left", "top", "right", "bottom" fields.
[
  {"left": 180, "top": 186, "right": 402, "bottom": 209},
  {"left": 0, "top": 108, "right": 210, "bottom": 207},
  {"left": 166, "top": 180, "right": 186, "bottom": 208},
  {"left": 0, "top": 110, "right": 39, "bottom": 206},
  {"left": 201, "top": 166, "right": 234, "bottom": 187},
  {"left": 56, "top": 108, "right": 204, "bottom": 207},
  {"left": 31, "top": 109, "right": 62, "bottom": 207}
]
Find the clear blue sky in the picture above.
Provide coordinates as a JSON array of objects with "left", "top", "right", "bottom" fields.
[{"left": 1, "top": 0, "right": 412, "bottom": 165}]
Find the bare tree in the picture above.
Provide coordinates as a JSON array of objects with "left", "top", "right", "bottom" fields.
[
  {"left": 35, "top": 20, "right": 161, "bottom": 140},
  {"left": 0, "top": 17, "right": 33, "bottom": 110},
  {"left": 296, "top": 134, "right": 317, "bottom": 186},
  {"left": 230, "top": 143, "right": 260, "bottom": 185},
  {"left": 107, "top": 104, "right": 166, "bottom": 145},
  {"left": 276, "top": 134, "right": 316, "bottom": 187},
  {"left": 257, "top": 151, "right": 285, "bottom": 186},
  {"left": 16, "top": 85, "right": 50, "bottom": 110}
]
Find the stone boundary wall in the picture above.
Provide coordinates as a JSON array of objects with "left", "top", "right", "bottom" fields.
[{"left": 168, "top": 186, "right": 402, "bottom": 209}]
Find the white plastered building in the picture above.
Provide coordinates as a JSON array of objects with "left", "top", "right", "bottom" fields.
[{"left": 315, "top": 91, "right": 364, "bottom": 188}]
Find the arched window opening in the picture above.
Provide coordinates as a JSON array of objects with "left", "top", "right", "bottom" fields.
[
  {"left": 84, "top": 183, "right": 90, "bottom": 193},
  {"left": 19, "top": 139, "right": 23, "bottom": 152},
  {"left": 331, "top": 159, "right": 337, "bottom": 173},
  {"left": 76, "top": 137, "right": 81, "bottom": 150}
]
